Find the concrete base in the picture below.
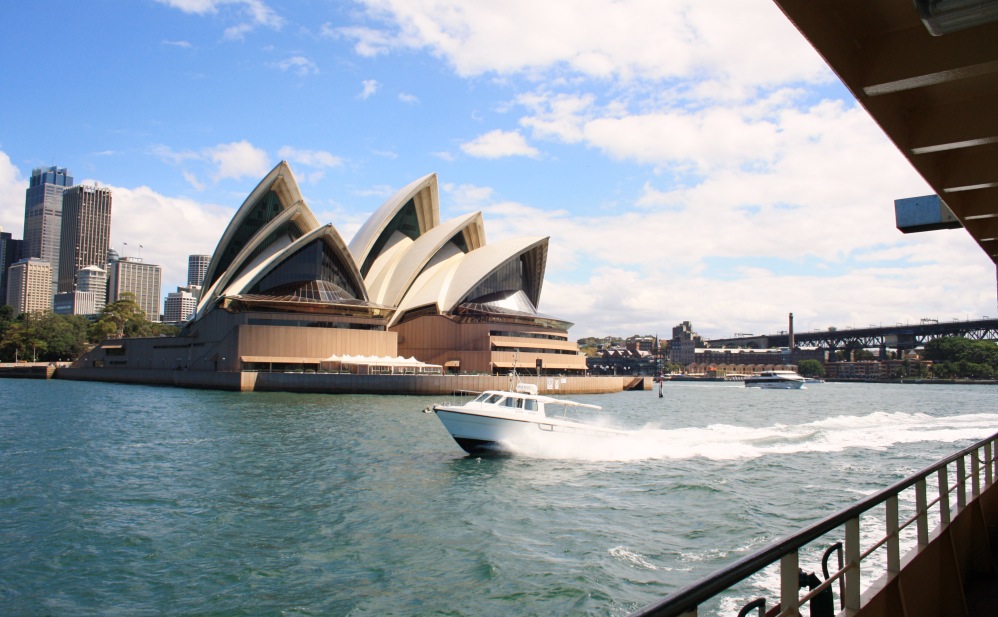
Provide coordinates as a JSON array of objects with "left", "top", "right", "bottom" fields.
[
  {"left": 0, "top": 363, "right": 57, "bottom": 379},
  {"left": 54, "top": 367, "right": 651, "bottom": 395}
]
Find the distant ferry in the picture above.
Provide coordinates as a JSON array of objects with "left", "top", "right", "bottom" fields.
[{"left": 744, "top": 370, "right": 806, "bottom": 389}]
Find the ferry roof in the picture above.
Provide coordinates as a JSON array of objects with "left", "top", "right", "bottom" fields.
[{"left": 773, "top": 0, "right": 998, "bottom": 265}]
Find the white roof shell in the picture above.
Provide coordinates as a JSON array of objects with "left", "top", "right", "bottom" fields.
[
  {"left": 391, "top": 235, "right": 548, "bottom": 326},
  {"left": 348, "top": 173, "right": 439, "bottom": 273},
  {"left": 366, "top": 212, "right": 486, "bottom": 307}
]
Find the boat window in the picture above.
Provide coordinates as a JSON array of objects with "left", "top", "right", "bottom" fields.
[
  {"left": 501, "top": 397, "right": 517, "bottom": 407},
  {"left": 473, "top": 393, "right": 490, "bottom": 403},
  {"left": 485, "top": 394, "right": 503, "bottom": 404},
  {"left": 515, "top": 398, "right": 525, "bottom": 409},
  {"left": 524, "top": 399, "right": 538, "bottom": 411}
]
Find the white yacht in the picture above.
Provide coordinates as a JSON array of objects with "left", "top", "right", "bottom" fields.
[
  {"left": 744, "top": 370, "right": 806, "bottom": 389},
  {"left": 431, "top": 382, "right": 627, "bottom": 455}
]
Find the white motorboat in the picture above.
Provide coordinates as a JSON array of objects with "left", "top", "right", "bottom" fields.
[
  {"left": 432, "top": 382, "right": 627, "bottom": 455},
  {"left": 744, "top": 370, "right": 806, "bottom": 389}
]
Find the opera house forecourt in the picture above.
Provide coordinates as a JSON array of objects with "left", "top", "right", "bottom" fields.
[{"left": 63, "top": 162, "right": 644, "bottom": 394}]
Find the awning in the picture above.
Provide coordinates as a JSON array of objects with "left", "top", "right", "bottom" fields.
[
  {"left": 240, "top": 356, "right": 322, "bottom": 364},
  {"left": 321, "top": 354, "right": 442, "bottom": 370},
  {"left": 493, "top": 359, "right": 587, "bottom": 370}
]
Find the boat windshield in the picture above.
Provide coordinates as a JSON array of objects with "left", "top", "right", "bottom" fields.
[{"left": 470, "top": 392, "right": 539, "bottom": 411}]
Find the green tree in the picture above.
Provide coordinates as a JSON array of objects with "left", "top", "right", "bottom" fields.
[
  {"left": 92, "top": 294, "right": 147, "bottom": 339},
  {"left": 924, "top": 336, "right": 998, "bottom": 379},
  {"left": 0, "top": 319, "right": 27, "bottom": 361},
  {"left": 797, "top": 359, "right": 825, "bottom": 378}
]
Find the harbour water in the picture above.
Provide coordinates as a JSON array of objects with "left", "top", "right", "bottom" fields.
[{"left": 1, "top": 378, "right": 995, "bottom": 616}]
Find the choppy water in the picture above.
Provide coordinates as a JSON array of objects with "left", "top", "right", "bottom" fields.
[{"left": 0, "top": 379, "right": 994, "bottom": 616}]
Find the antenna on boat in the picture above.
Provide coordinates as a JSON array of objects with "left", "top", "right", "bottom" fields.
[{"left": 508, "top": 350, "right": 519, "bottom": 392}]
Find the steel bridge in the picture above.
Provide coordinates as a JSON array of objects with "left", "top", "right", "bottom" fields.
[{"left": 706, "top": 318, "right": 998, "bottom": 357}]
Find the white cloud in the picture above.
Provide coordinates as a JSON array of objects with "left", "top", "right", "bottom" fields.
[
  {"left": 277, "top": 147, "right": 343, "bottom": 183},
  {"left": 106, "top": 184, "right": 232, "bottom": 298},
  {"left": 153, "top": 141, "right": 271, "bottom": 186},
  {"left": 270, "top": 55, "right": 318, "bottom": 76},
  {"left": 359, "top": 79, "right": 380, "bottom": 99},
  {"left": 0, "top": 151, "right": 26, "bottom": 235},
  {"left": 207, "top": 141, "right": 271, "bottom": 182},
  {"left": 277, "top": 146, "right": 343, "bottom": 169},
  {"left": 460, "top": 129, "right": 539, "bottom": 159},
  {"left": 156, "top": 0, "right": 284, "bottom": 39},
  {"left": 398, "top": 92, "right": 419, "bottom": 104},
  {"left": 345, "top": 0, "right": 828, "bottom": 87}
]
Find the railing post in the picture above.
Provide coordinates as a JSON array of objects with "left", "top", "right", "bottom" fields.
[
  {"left": 781, "top": 551, "right": 800, "bottom": 616},
  {"left": 938, "top": 467, "right": 951, "bottom": 525},
  {"left": 986, "top": 442, "right": 993, "bottom": 487},
  {"left": 886, "top": 494, "right": 900, "bottom": 575},
  {"left": 845, "top": 517, "right": 861, "bottom": 612},
  {"left": 957, "top": 457, "right": 966, "bottom": 510},
  {"left": 972, "top": 448, "right": 981, "bottom": 499},
  {"left": 916, "top": 479, "right": 929, "bottom": 547}
]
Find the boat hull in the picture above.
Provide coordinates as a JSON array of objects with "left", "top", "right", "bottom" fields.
[
  {"left": 744, "top": 379, "right": 805, "bottom": 389},
  {"left": 433, "top": 407, "right": 624, "bottom": 455}
]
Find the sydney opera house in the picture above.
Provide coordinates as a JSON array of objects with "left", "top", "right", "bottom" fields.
[{"left": 74, "top": 162, "right": 590, "bottom": 383}]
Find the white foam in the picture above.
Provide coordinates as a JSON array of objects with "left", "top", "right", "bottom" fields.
[
  {"left": 501, "top": 411, "right": 998, "bottom": 462},
  {"left": 608, "top": 546, "right": 659, "bottom": 570}
]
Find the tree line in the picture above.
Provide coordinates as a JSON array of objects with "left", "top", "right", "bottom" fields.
[
  {"left": 0, "top": 294, "right": 178, "bottom": 363},
  {"left": 795, "top": 337, "right": 998, "bottom": 380},
  {"left": 923, "top": 336, "right": 998, "bottom": 380}
]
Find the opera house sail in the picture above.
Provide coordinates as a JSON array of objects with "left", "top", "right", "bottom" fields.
[{"left": 74, "top": 161, "right": 587, "bottom": 378}]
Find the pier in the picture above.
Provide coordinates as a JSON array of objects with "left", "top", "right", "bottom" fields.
[
  {"left": 54, "top": 367, "right": 653, "bottom": 395},
  {"left": 0, "top": 363, "right": 58, "bottom": 379}
]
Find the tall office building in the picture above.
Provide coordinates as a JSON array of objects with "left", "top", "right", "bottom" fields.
[
  {"left": 23, "top": 166, "right": 72, "bottom": 296},
  {"left": 108, "top": 256, "right": 162, "bottom": 322},
  {"left": 163, "top": 285, "right": 199, "bottom": 324},
  {"left": 77, "top": 265, "right": 107, "bottom": 313},
  {"left": 58, "top": 185, "right": 112, "bottom": 293},
  {"left": 0, "top": 227, "right": 23, "bottom": 307},
  {"left": 188, "top": 254, "right": 210, "bottom": 287},
  {"left": 6, "top": 258, "right": 52, "bottom": 316},
  {"left": 53, "top": 290, "right": 100, "bottom": 316}
]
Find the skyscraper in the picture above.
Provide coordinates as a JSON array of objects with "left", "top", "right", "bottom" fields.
[
  {"left": 76, "top": 265, "right": 107, "bottom": 313},
  {"left": 23, "top": 166, "right": 72, "bottom": 297},
  {"left": 163, "top": 286, "right": 198, "bottom": 323},
  {"left": 6, "top": 258, "right": 52, "bottom": 316},
  {"left": 0, "top": 227, "right": 23, "bottom": 307},
  {"left": 108, "top": 257, "right": 162, "bottom": 322},
  {"left": 58, "top": 185, "right": 112, "bottom": 293},
  {"left": 188, "top": 254, "right": 210, "bottom": 287}
]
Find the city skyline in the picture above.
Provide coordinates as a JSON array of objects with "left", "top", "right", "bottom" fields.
[{"left": 1, "top": 1, "right": 995, "bottom": 339}]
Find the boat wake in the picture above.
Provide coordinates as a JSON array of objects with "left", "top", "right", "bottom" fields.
[{"left": 502, "top": 411, "right": 998, "bottom": 462}]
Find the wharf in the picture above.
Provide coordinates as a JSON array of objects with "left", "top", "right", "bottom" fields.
[
  {"left": 54, "top": 367, "right": 652, "bottom": 395},
  {"left": 0, "top": 363, "right": 58, "bottom": 379}
]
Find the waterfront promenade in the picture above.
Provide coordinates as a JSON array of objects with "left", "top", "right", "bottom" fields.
[{"left": 52, "top": 365, "right": 651, "bottom": 394}]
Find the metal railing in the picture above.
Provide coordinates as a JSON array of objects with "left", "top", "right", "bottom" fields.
[{"left": 630, "top": 432, "right": 998, "bottom": 617}]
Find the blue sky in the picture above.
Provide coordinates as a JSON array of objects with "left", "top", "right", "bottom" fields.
[{"left": 1, "top": 0, "right": 994, "bottom": 339}]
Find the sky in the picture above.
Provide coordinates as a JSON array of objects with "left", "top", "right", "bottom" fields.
[{"left": 0, "top": 0, "right": 994, "bottom": 340}]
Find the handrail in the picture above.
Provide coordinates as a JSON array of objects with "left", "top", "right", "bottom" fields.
[{"left": 630, "top": 432, "right": 998, "bottom": 617}]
